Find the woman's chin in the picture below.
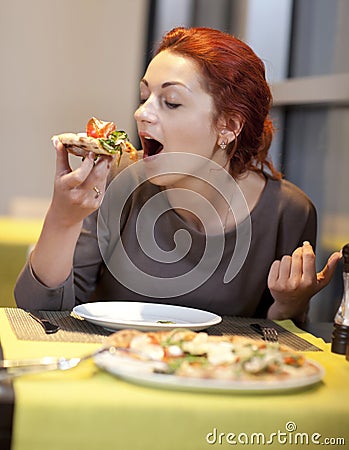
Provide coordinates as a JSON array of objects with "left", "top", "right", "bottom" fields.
[{"left": 143, "top": 151, "right": 174, "bottom": 185}]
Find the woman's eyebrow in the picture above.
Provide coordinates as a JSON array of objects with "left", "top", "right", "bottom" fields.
[
  {"left": 140, "top": 78, "right": 192, "bottom": 91},
  {"left": 161, "top": 81, "right": 192, "bottom": 91}
]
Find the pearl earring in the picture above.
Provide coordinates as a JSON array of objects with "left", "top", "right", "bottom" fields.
[{"left": 219, "top": 129, "right": 228, "bottom": 150}]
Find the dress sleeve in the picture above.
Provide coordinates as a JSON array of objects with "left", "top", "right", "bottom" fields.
[
  {"left": 14, "top": 260, "right": 75, "bottom": 310},
  {"left": 253, "top": 179, "right": 318, "bottom": 319},
  {"left": 14, "top": 211, "right": 102, "bottom": 311},
  {"left": 73, "top": 211, "right": 104, "bottom": 304}
]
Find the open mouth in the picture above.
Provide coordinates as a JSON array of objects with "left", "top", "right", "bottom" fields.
[{"left": 142, "top": 138, "right": 163, "bottom": 158}]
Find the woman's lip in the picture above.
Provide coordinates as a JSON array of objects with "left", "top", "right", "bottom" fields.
[
  {"left": 139, "top": 133, "right": 164, "bottom": 158},
  {"left": 138, "top": 131, "right": 157, "bottom": 140},
  {"left": 143, "top": 153, "right": 160, "bottom": 161},
  {"left": 139, "top": 135, "right": 152, "bottom": 155},
  {"left": 142, "top": 146, "right": 164, "bottom": 160}
]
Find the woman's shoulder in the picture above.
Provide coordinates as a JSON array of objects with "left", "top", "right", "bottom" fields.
[{"left": 265, "top": 174, "right": 315, "bottom": 213}]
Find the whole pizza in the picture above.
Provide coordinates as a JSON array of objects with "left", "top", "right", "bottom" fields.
[{"left": 103, "top": 329, "right": 322, "bottom": 384}]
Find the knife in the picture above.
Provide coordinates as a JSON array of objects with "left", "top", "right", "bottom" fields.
[{"left": 26, "top": 311, "right": 60, "bottom": 334}]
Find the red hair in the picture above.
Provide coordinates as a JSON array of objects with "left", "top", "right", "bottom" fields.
[{"left": 155, "top": 27, "right": 281, "bottom": 179}]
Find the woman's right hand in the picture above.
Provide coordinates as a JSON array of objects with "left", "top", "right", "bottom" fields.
[
  {"left": 50, "top": 139, "right": 114, "bottom": 227},
  {"left": 29, "top": 140, "right": 115, "bottom": 288}
]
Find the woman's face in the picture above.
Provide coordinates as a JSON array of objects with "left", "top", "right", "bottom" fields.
[{"left": 134, "top": 50, "right": 224, "bottom": 187}]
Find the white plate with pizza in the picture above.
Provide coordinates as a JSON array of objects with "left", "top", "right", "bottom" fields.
[
  {"left": 73, "top": 302, "right": 222, "bottom": 331},
  {"left": 94, "top": 329, "right": 325, "bottom": 393}
]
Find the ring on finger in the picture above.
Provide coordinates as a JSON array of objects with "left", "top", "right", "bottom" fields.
[{"left": 93, "top": 186, "right": 102, "bottom": 198}]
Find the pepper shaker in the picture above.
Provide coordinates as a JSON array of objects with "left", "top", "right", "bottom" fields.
[{"left": 331, "top": 243, "right": 349, "bottom": 354}]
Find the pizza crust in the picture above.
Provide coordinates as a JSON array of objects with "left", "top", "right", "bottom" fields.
[
  {"left": 53, "top": 133, "right": 113, "bottom": 157},
  {"left": 52, "top": 132, "right": 139, "bottom": 167}
]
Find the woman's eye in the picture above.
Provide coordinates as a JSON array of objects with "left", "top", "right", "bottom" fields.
[
  {"left": 139, "top": 98, "right": 147, "bottom": 105},
  {"left": 165, "top": 101, "right": 181, "bottom": 109}
]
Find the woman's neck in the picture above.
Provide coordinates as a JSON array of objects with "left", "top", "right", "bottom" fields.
[{"left": 163, "top": 169, "right": 266, "bottom": 234}]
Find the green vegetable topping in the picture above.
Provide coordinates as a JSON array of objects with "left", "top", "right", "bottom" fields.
[{"left": 98, "top": 130, "right": 129, "bottom": 156}]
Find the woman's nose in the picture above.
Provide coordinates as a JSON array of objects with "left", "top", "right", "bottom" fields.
[{"left": 134, "top": 100, "right": 157, "bottom": 123}]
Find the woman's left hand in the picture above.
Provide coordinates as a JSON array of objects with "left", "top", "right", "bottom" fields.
[{"left": 267, "top": 241, "right": 342, "bottom": 321}]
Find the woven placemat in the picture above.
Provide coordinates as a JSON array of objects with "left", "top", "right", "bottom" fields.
[
  {"left": 5, "top": 308, "right": 322, "bottom": 351},
  {"left": 208, "top": 316, "right": 322, "bottom": 352},
  {"left": 5, "top": 308, "right": 110, "bottom": 343}
]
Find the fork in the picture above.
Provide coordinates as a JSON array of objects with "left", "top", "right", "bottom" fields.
[
  {"left": 250, "top": 323, "right": 279, "bottom": 343},
  {"left": 261, "top": 327, "right": 279, "bottom": 343}
]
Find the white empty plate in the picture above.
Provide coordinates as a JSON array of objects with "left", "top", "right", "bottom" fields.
[{"left": 73, "top": 301, "right": 222, "bottom": 331}]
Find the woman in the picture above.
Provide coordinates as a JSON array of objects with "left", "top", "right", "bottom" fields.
[{"left": 15, "top": 27, "right": 341, "bottom": 321}]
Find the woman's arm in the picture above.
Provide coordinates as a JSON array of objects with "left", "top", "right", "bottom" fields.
[
  {"left": 14, "top": 141, "right": 116, "bottom": 310},
  {"left": 14, "top": 210, "right": 103, "bottom": 310},
  {"left": 30, "top": 141, "right": 114, "bottom": 288}
]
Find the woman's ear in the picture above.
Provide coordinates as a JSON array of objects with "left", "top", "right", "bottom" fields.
[{"left": 217, "top": 116, "right": 244, "bottom": 148}]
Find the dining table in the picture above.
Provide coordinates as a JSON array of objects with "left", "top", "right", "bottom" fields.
[{"left": 0, "top": 307, "right": 348, "bottom": 450}]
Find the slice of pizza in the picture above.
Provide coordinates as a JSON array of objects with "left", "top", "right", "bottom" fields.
[{"left": 52, "top": 117, "right": 138, "bottom": 163}]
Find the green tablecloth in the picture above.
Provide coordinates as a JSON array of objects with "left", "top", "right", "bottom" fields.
[{"left": 0, "top": 310, "right": 348, "bottom": 450}]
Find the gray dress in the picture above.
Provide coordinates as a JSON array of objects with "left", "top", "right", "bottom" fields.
[{"left": 14, "top": 169, "right": 316, "bottom": 317}]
